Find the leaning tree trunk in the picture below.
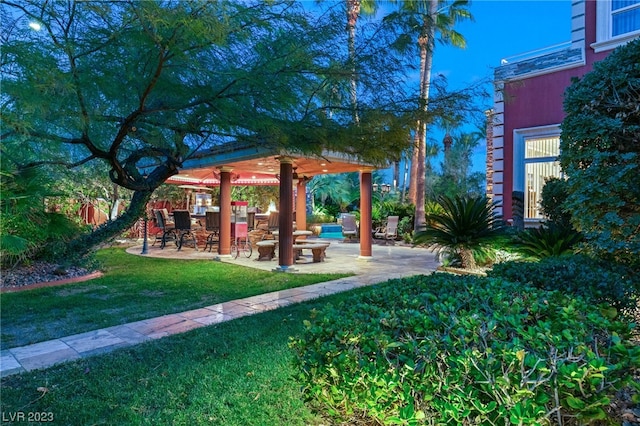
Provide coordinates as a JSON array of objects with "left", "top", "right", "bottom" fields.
[{"left": 66, "top": 189, "right": 154, "bottom": 259}]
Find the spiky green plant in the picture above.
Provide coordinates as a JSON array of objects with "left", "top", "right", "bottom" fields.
[
  {"left": 0, "top": 167, "right": 85, "bottom": 268},
  {"left": 413, "top": 195, "right": 506, "bottom": 269},
  {"left": 515, "top": 224, "right": 583, "bottom": 259}
]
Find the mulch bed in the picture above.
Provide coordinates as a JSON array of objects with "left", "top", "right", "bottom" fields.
[{"left": 0, "top": 262, "right": 103, "bottom": 293}]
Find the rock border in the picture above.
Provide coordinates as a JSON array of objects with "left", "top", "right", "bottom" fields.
[{"left": 436, "top": 266, "right": 487, "bottom": 276}]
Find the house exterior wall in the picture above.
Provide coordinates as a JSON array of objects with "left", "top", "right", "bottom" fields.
[{"left": 490, "top": 0, "right": 638, "bottom": 222}]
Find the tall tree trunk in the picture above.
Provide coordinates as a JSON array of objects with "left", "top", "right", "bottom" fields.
[
  {"left": 393, "top": 160, "right": 400, "bottom": 191},
  {"left": 347, "top": 0, "right": 361, "bottom": 125},
  {"left": 408, "top": 131, "right": 419, "bottom": 205},
  {"left": 413, "top": 0, "right": 437, "bottom": 231},
  {"left": 110, "top": 183, "right": 120, "bottom": 220},
  {"left": 401, "top": 160, "right": 409, "bottom": 203},
  {"left": 414, "top": 121, "right": 426, "bottom": 231}
]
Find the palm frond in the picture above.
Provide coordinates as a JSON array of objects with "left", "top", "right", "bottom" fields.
[
  {"left": 515, "top": 224, "right": 583, "bottom": 259},
  {"left": 414, "top": 195, "right": 505, "bottom": 268}
]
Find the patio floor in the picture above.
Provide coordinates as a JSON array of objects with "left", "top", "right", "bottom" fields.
[{"left": 0, "top": 239, "right": 440, "bottom": 378}]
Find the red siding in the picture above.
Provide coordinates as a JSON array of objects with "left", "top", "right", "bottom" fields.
[
  {"left": 502, "top": 67, "right": 588, "bottom": 218},
  {"left": 500, "top": 0, "right": 608, "bottom": 220}
]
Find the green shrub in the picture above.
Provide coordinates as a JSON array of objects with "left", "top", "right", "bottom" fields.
[
  {"left": 539, "top": 177, "right": 573, "bottom": 228},
  {"left": 0, "top": 167, "right": 87, "bottom": 268},
  {"left": 488, "top": 255, "right": 640, "bottom": 316},
  {"left": 291, "top": 274, "right": 639, "bottom": 425},
  {"left": 398, "top": 216, "right": 413, "bottom": 242},
  {"left": 372, "top": 200, "right": 415, "bottom": 240},
  {"left": 514, "top": 224, "right": 583, "bottom": 259},
  {"left": 560, "top": 39, "right": 640, "bottom": 264},
  {"left": 413, "top": 195, "right": 506, "bottom": 269},
  {"left": 307, "top": 209, "right": 335, "bottom": 224}
]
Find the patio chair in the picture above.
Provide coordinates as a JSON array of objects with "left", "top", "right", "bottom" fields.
[
  {"left": 262, "top": 211, "right": 279, "bottom": 240},
  {"left": 173, "top": 210, "right": 199, "bottom": 251},
  {"left": 153, "top": 209, "right": 177, "bottom": 249},
  {"left": 204, "top": 211, "right": 220, "bottom": 252},
  {"left": 159, "top": 208, "right": 172, "bottom": 225},
  {"left": 341, "top": 213, "right": 358, "bottom": 241},
  {"left": 374, "top": 215, "right": 399, "bottom": 243},
  {"left": 247, "top": 211, "right": 256, "bottom": 231}
]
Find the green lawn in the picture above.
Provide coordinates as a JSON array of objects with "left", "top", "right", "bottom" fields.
[
  {"left": 0, "top": 289, "right": 365, "bottom": 425},
  {"left": 0, "top": 248, "right": 350, "bottom": 349}
]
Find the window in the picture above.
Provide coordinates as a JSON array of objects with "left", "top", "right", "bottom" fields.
[
  {"left": 513, "top": 126, "right": 562, "bottom": 221},
  {"left": 594, "top": 0, "right": 640, "bottom": 52},
  {"left": 524, "top": 137, "right": 561, "bottom": 219},
  {"left": 613, "top": 0, "right": 640, "bottom": 35}
]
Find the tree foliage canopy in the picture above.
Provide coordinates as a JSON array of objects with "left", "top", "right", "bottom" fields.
[
  {"left": 0, "top": 0, "right": 418, "bottom": 255},
  {"left": 2, "top": 1, "right": 398, "bottom": 186},
  {"left": 560, "top": 38, "right": 640, "bottom": 264},
  {"left": 1, "top": 0, "right": 486, "bottom": 259}
]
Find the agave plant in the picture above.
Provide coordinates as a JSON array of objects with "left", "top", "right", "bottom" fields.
[
  {"left": 414, "top": 195, "right": 506, "bottom": 269},
  {"left": 515, "top": 224, "right": 583, "bottom": 259}
]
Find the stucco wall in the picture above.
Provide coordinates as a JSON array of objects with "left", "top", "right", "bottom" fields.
[{"left": 493, "top": 0, "right": 611, "bottom": 220}]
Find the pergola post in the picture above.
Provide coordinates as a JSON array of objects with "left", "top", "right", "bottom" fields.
[
  {"left": 295, "top": 178, "right": 309, "bottom": 237},
  {"left": 275, "top": 157, "right": 296, "bottom": 272},
  {"left": 217, "top": 166, "right": 233, "bottom": 257},
  {"left": 359, "top": 168, "right": 373, "bottom": 259}
]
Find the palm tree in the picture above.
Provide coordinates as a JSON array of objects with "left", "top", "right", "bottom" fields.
[
  {"left": 346, "top": 0, "right": 378, "bottom": 124},
  {"left": 448, "top": 132, "right": 481, "bottom": 187},
  {"left": 308, "top": 173, "right": 360, "bottom": 213},
  {"left": 413, "top": 195, "right": 505, "bottom": 269},
  {"left": 393, "top": 0, "right": 471, "bottom": 230}
]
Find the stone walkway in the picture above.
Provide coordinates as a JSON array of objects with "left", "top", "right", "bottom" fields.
[{"left": 0, "top": 240, "right": 439, "bottom": 377}]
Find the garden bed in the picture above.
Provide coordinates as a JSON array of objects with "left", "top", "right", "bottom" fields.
[
  {"left": 0, "top": 261, "right": 100, "bottom": 292},
  {"left": 436, "top": 265, "right": 488, "bottom": 276}
]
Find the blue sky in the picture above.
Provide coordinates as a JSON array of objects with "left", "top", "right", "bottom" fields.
[
  {"left": 381, "top": 0, "right": 573, "bottom": 181},
  {"left": 434, "top": 0, "right": 572, "bottom": 91},
  {"left": 428, "top": 0, "right": 572, "bottom": 174}
]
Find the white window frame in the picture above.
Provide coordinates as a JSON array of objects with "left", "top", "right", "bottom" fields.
[
  {"left": 592, "top": 0, "right": 640, "bottom": 53},
  {"left": 513, "top": 125, "right": 562, "bottom": 223}
]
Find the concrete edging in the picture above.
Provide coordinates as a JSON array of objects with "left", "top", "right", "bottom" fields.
[{"left": 0, "top": 272, "right": 104, "bottom": 294}]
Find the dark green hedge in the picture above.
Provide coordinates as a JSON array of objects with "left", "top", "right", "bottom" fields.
[
  {"left": 488, "top": 255, "right": 640, "bottom": 315},
  {"left": 291, "top": 273, "right": 639, "bottom": 425}
]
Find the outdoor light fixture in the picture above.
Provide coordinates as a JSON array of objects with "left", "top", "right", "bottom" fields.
[
  {"left": 373, "top": 183, "right": 391, "bottom": 194},
  {"left": 140, "top": 169, "right": 149, "bottom": 255}
]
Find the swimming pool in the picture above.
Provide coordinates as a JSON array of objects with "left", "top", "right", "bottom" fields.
[
  {"left": 318, "top": 224, "right": 343, "bottom": 239},
  {"left": 318, "top": 231, "right": 344, "bottom": 239}
]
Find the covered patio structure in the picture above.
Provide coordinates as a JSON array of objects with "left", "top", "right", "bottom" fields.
[{"left": 165, "top": 143, "right": 379, "bottom": 272}]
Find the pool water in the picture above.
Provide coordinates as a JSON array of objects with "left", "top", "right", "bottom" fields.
[
  {"left": 318, "top": 231, "right": 344, "bottom": 239},
  {"left": 318, "top": 224, "right": 343, "bottom": 239}
]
